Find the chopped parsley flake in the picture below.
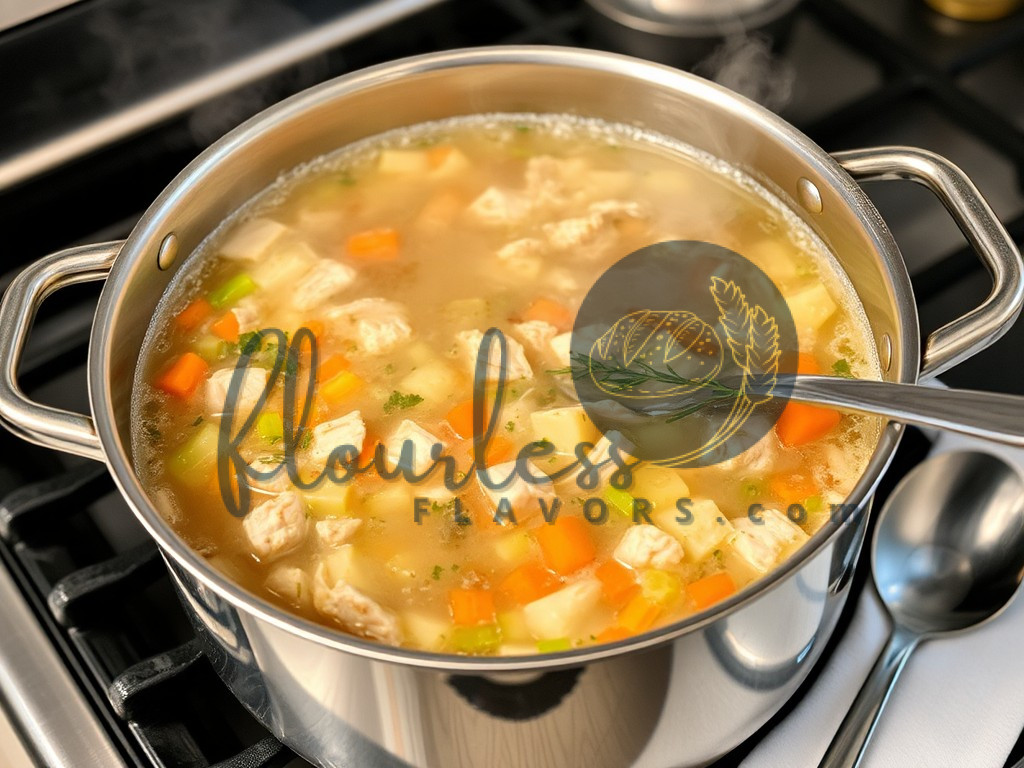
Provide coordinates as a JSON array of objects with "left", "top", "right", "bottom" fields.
[
  {"left": 384, "top": 390, "right": 424, "bottom": 414},
  {"left": 831, "top": 359, "right": 854, "bottom": 378},
  {"left": 505, "top": 421, "right": 515, "bottom": 433},
  {"left": 431, "top": 565, "right": 444, "bottom": 581},
  {"left": 191, "top": 415, "right": 204, "bottom": 427}
]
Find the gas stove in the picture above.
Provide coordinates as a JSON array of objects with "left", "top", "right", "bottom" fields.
[{"left": 1, "top": 1, "right": 1023, "bottom": 766}]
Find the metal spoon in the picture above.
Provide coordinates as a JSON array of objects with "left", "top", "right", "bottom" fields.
[
  {"left": 819, "top": 450, "right": 1024, "bottom": 768},
  {"left": 787, "top": 376, "right": 1024, "bottom": 447}
]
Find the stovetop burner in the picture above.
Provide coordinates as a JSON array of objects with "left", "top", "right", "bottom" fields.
[{"left": 1, "top": 0, "right": 1023, "bottom": 766}]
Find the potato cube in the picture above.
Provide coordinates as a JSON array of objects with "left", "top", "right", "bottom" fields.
[
  {"left": 377, "top": 149, "right": 429, "bottom": 174},
  {"left": 629, "top": 466, "right": 689, "bottom": 512},
  {"left": 653, "top": 498, "right": 734, "bottom": 564},
  {"left": 523, "top": 579, "right": 602, "bottom": 640},
  {"left": 402, "top": 611, "right": 450, "bottom": 651},
  {"left": 400, "top": 360, "right": 461, "bottom": 406},
  {"left": 530, "top": 406, "right": 599, "bottom": 458},
  {"left": 785, "top": 283, "right": 837, "bottom": 336}
]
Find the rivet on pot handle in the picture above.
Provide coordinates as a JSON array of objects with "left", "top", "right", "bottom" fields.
[
  {"left": 834, "top": 146, "right": 1024, "bottom": 380},
  {"left": 0, "top": 242, "right": 122, "bottom": 461}
]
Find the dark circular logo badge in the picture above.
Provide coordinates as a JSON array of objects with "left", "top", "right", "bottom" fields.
[{"left": 571, "top": 241, "right": 799, "bottom": 468}]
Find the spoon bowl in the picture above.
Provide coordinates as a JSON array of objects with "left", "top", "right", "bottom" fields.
[
  {"left": 874, "top": 450, "right": 1024, "bottom": 634},
  {"left": 820, "top": 450, "right": 1024, "bottom": 768}
]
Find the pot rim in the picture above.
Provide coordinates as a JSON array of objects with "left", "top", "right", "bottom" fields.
[{"left": 89, "top": 45, "right": 916, "bottom": 672}]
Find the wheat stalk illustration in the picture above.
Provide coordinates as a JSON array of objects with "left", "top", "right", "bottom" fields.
[
  {"left": 655, "top": 278, "right": 781, "bottom": 467},
  {"left": 710, "top": 276, "right": 752, "bottom": 369}
]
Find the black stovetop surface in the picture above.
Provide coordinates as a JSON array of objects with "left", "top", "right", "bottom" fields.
[{"left": 1, "top": 0, "right": 1023, "bottom": 766}]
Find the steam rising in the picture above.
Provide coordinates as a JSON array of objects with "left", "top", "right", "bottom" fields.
[{"left": 695, "top": 34, "right": 795, "bottom": 113}]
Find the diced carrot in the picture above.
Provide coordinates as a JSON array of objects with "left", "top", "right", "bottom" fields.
[
  {"left": 685, "top": 572, "right": 737, "bottom": 611},
  {"left": 297, "top": 321, "right": 325, "bottom": 364},
  {"left": 446, "top": 400, "right": 475, "bottom": 439},
  {"left": 498, "top": 563, "right": 560, "bottom": 605},
  {"left": 156, "top": 353, "right": 209, "bottom": 399},
  {"left": 775, "top": 350, "right": 841, "bottom": 447},
  {"left": 617, "top": 594, "right": 661, "bottom": 634},
  {"left": 449, "top": 588, "right": 497, "bottom": 626},
  {"left": 318, "top": 355, "right": 350, "bottom": 383},
  {"left": 595, "top": 560, "right": 639, "bottom": 608},
  {"left": 595, "top": 626, "right": 632, "bottom": 644},
  {"left": 483, "top": 435, "right": 515, "bottom": 467},
  {"left": 796, "top": 352, "right": 820, "bottom": 375},
  {"left": 301, "top": 320, "right": 325, "bottom": 341},
  {"left": 346, "top": 227, "right": 400, "bottom": 262},
  {"left": 521, "top": 298, "right": 573, "bottom": 332},
  {"left": 358, "top": 432, "right": 378, "bottom": 466},
  {"left": 776, "top": 402, "right": 842, "bottom": 447},
  {"left": 175, "top": 299, "right": 213, "bottom": 332},
  {"left": 321, "top": 371, "right": 362, "bottom": 404},
  {"left": 210, "top": 311, "right": 240, "bottom": 343},
  {"left": 769, "top": 472, "right": 818, "bottom": 503},
  {"left": 426, "top": 145, "right": 453, "bottom": 169},
  {"left": 535, "top": 517, "right": 596, "bottom": 575}
]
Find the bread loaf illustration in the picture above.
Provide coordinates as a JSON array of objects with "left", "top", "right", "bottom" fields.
[{"left": 590, "top": 309, "right": 723, "bottom": 398}]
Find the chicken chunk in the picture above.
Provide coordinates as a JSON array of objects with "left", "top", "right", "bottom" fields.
[
  {"left": 455, "top": 329, "right": 533, "bottom": 381},
  {"left": 316, "top": 518, "right": 362, "bottom": 548},
  {"left": 313, "top": 565, "right": 401, "bottom": 644},
  {"left": 326, "top": 298, "right": 412, "bottom": 356},
  {"left": 467, "top": 186, "right": 530, "bottom": 225},
  {"left": 614, "top": 524, "right": 684, "bottom": 569},
  {"left": 231, "top": 299, "right": 261, "bottom": 335},
  {"left": 387, "top": 420, "right": 444, "bottom": 475},
  {"left": 495, "top": 238, "right": 545, "bottom": 281},
  {"left": 219, "top": 218, "right": 288, "bottom": 261},
  {"left": 206, "top": 367, "right": 268, "bottom": 416},
  {"left": 291, "top": 259, "right": 357, "bottom": 311},
  {"left": 543, "top": 199, "right": 647, "bottom": 252},
  {"left": 247, "top": 456, "right": 291, "bottom": 495},
  {"left": 264, "top": 565, "right": 312, "bottom": 608},
  {"left": 478, "top": 460, "right": 556, "bottom": 522},
  {"left": 243, "top": 491, "right": 308, "bottom": 560},
  {"left": 716, "top": 432, "right": 782, "bottom": 475},
  {"left": 309, "top": 411, "right": 366, "bottom": 466},
  {"left": 513, "top": 320, "right": 558, "bottom": 355}
]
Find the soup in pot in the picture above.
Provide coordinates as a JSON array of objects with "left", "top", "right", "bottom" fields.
[{"left": 133, "top": 115, "right": 881, "bottom": 655}]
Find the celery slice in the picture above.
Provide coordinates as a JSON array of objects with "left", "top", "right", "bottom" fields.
[
  {"left": 536, "top": 637, "right": 572, "bottom": 653},
  {"left": 209, "top": 274, "right": 257, "bottom": 310},
  {"left": 604, "top": 486, "right": 634, "bottom": 517},
  {"left": 169, "top": 423, "right": 220, "bottom": 484},
  {"left": 450, "top": 624, "right": 502, "bottom": 654}
]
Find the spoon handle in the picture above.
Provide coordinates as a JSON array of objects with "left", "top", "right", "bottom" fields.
[
  {"left": 818, "top": 627, "right": 919, "bottom": 768},
  {"left": 790, "top": 376, "right": 1024, "bottom": 446}
]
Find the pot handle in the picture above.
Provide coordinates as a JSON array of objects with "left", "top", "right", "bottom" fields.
[
  {"left": 0, "top": 242, "right": 122, "bottom": 461},
  {"left": 833, "top": 146, "right": 1024, "bottom": 380}
]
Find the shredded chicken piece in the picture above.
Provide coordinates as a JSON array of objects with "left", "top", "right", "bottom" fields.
[
  {"left": 313, "top": 565, "right": 401, "bottom": 644},
  {"left": 243, "top": 492, "right": 308, "bottom": 560}
]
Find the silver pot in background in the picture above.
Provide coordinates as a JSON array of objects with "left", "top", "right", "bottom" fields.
[
  {"left": 584, "top": 0, "right": 801, "bottom": 72},
  {"left": 0, "top": 47, "right": 1020, "bottom": 768}
]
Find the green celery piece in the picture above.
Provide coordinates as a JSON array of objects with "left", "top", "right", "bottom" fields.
[
  {"left": 169, "top": 423, "right": 220, "bottom": 482},
  {"left": 536, "top": 637, "right": 572, "bottom": 653},
  {"left": 604, "top": 486, "right": 634, "bottom": 517},
  {"left": 450, "top": 624, "right": 502, "bottom": 654},
  {"left": 209, "top": 274, "right": 257, "bottom": 310},
  {"left": 257, "top": 412, "right": 284, "bottom": 442}
]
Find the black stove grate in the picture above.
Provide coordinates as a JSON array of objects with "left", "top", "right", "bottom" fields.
[{"left": 2, "top": 0, "right": 1024, "bottom": 766}]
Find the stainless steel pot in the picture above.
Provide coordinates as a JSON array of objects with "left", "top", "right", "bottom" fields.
[{"left": 0, "top": 47, "right": 1021, "bottom": 768}]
